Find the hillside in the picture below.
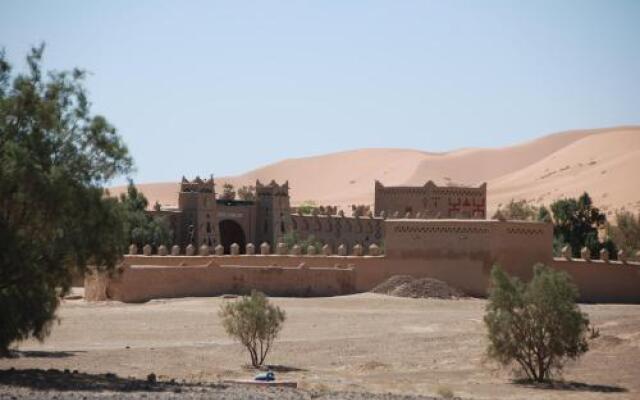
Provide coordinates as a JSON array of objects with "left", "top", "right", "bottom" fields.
[{"left": 110, "top": 126, "right": 640, "bottom": 216}]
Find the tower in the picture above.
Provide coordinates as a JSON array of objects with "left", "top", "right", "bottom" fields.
[
  {"left": 177, "top": 175, "right": 220, "bottom": 248},
  {"left": 255, "top": 180, "right": 292, "bottom": 246}
]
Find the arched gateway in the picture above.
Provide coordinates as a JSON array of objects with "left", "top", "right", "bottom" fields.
[{"left": 218, "top": 219, "right": 246, "bottom": 254}]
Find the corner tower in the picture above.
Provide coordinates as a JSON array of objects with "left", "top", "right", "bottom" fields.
[
  {"left": 177, "top": 176, "right": 220, "bottom": 248},
  {"left": 255, "top": 180, "right": 292, "bottom": 246}
]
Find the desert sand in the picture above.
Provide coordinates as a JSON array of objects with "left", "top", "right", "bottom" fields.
[
  {"left": 2, "top": 293, "right": 639, "bottom": 399},
  {"left": 109, "top": 126, "right": 640, "bottom": 217}
]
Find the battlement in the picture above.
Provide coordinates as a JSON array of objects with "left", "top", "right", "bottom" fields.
[
  {"left": 256, "top": 179, "right": 289, "bottom": 196},
  {"left": 180, "top": 175, "right": 215, "bottom": 194}
]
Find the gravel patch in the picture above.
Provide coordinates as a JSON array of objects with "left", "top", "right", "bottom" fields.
[{"left": 371, "top": 275, "right": 465, "bottom": 299}]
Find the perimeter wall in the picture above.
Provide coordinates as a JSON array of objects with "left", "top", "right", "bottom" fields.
[{"left": 86, "top": 219, "right": 640, "bottom": 303}]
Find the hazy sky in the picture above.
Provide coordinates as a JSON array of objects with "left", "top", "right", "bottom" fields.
[{"left": 2, "top": 1, "right": 639, "bottom": 184}]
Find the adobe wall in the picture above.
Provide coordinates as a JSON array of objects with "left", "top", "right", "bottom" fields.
[
  {"left": 374, "top": 181, "right": 487, "bottom": 219},
  {"left": 87, "top": 219, "right": 640, "bottom": 303},
  {"left": 92, "top": 263, "right": 355, "bottom": 303},
  {"left": 290, "top": 214, "right": 384, "bottom": 250},
  {"left": 551, "top": 258, "right": 640, "bottom": 303}
]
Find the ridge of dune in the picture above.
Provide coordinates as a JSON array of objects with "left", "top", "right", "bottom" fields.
[{"left": 109, "top": 126, "right": 640, "bottom": 214}]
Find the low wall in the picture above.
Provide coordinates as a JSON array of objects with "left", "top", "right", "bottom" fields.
[
  {"left": 87, "top": 262, "right": 356, "bottom": 303},
  {"left": 552, "top": 258, "right": 640, "bottom": 303},
  {"left": 86, "top": 219, "right": 640, "bottom": 303}
]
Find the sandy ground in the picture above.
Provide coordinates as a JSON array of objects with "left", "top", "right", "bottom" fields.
[
  {"left": 109, "top": 126, "right": 640, "bottom": 215},
  {"left": 2, "top": 293, "right": 640, "bottom": 399}
]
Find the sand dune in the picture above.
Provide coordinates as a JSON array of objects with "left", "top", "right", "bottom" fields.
[{"left": 110, "top": 126, "right": 640, "bottom": 216}]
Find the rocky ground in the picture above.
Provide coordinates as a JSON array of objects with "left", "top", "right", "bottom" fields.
[{"left": 1, "top": 293, "right": 639, "bottom": 399}]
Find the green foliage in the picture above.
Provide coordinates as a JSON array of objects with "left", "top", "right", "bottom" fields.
[
  {"left": 237, "top": 185, "right": 256, "bottom": 201},
  {"left": 537, "top": 206, "right": 552, "bottom": 223},
  {"left": 221, "top": 183, "right": 236, "bottom": 200},
  {"left": 118, "top": 181, "right": 173, "bottom": 250},
  {"left": 484, "top": 265, "right": 590, "bottom": 382},
  {"left": 282, "top": 231, "right": 323, "bottom": 254},
  {"left": 296, "top": 200, "right": 317, "bottom": 215},
  {"left": 219, "top": 290, "right": 286, "bottom": 368},
  {"left": 493, "top": 199, "right": 538, "bottom": 221},
  {"left": 609, "top": 211, "right": 640, "bottom": 257},
  {"left": 549, "top": 193, "right": 616, "bottom": 259},
  {"left": 0, "top": 45, "right": 132, "bottom": 353}
]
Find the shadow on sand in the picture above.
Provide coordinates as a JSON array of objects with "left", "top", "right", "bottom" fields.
[
  {"left": 513, "top": 378, "right": 627, "bottom": 393},
  {"left": 10, "top": 350, "right": 86, "bottom": 359},
  {"left": 0, "top": 368, "right": 209, "bottom": 392}
]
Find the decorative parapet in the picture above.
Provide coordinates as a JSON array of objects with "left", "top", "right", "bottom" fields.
[
  {"left": 307, "top": 245, "right": 317, "bottom": 255},
  {"left": 581, "top": 247, "right": 591, "bottom": 261},
  {"left": 618, "top": 249, "right": 627, "bottom": 264},
  {"left": 337, "top": 243, "right": 347, "bottom": 256},
  {"left": 199, "top": 244, "right": 210, "bottom": 256},
  {"left": 322, "top": 244, "right": 332, "bottom": 256},
  {"left": 260, "top": 242, "right": 270, "bottom": 255},
  {"left": 171, "top": 245, "right": 180, "bottom": 256},
  {"left": 368, "top": 243, "right": 381, "bottom": 256},
  {"left": 186, "top": 244, "right": 195, "bottom": 256},
  {"left": 276, "top": 242, "right": 288, "bottom": 255},
  {"left": 158, "top": 245, "right": 168, "bottom": 256},
  {"left": 352, "top": 244, "right": 363, "bottom": 256},
  {"left": 600, "top": 248, "right": 610, "bottom": 263},
  {"left": 291, "top": 244, "right": 302, "bottom": 255},
  {"left": 561, "top": 245, "right": 572, "bottom": 260},
  {"left": 214, "top": 244, "right": 224, "bottom": 256},
  {"left": 143, "top": 244, "right": 152, "bottom": 256},
  {"left": 230, "top": 243, "right": 240, "bottom": 255},
  {"left": 246, "top": 243, "right": 255, "bottom": 255},
  {"left": 129, "top": 244, "right": 138, "bottom": 255}
]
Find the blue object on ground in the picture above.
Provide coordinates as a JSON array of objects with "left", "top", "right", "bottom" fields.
[{"left": 254, "top": 371, "right": 275, "bottom": 381}]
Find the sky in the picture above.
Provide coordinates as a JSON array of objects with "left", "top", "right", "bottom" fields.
[{"left": 1, "top": 0, "right": 639, "bottom": 184}]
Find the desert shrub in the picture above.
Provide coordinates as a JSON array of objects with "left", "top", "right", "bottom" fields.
[
  {"left": 484, "top": 265, "right": 590, "bottom": 382},
  {"left": 436, "top": 385, "right": 455, "bottom": 399},
  {"left": 493, "top": 199, "right": 538, "bottom": 221},
  {"left": 220, "top": 183, "right": 236, "bottom": 200},
  {"left": 609, "top": 210, "right": 640, "bottom": 257},
  {"left": 295, "top": 200, "right": 317, "bottom": 215},
  {"left": 219, "top": 290, "right": 286, "bottom": 368},
  {"left": 237, "top": 185, "right": 256, "bottom": 201}
]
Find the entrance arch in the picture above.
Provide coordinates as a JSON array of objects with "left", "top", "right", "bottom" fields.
[{"left": 219, "top": 219, "right": 246, "bottom": 254}]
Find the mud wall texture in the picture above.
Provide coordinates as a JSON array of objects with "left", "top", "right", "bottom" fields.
[{"left": 86, "top": 219, "right": 640, "bottom": 303}]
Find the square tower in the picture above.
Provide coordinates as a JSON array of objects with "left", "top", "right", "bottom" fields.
[
  {"left": 177, "top": 176, "right": 220, "bottom": 247},
  {"left": 255, "top": 180, "right": 292, "bottom": 246}
]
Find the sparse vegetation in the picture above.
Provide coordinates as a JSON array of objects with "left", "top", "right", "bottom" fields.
[
  {"left": 0, "top": 45, "right": 132, "bottom": 354},
  {"left": 296, "top": 200, "right": 317, "bottom": 215},
  {"left": 282, "top": 232, "right": 323, "bottom": 254},
  {"left": 237, "top": 185, "right": 256, "bottom": 201},
  {"left": 219, "top": 290, "right": 286, "bottom": 368},
  {"left": 493, "top": 199, "right": 538, "bottom": 221},
  {"left": 608, "top": 210, "right": 640, "bottom": 258},
  {"left": 436, "top": 385, "right": 455, "bottom": 399},
  {"left": 221, "top": 183, "right": 236, "bottom": 200},
  {"left": 484, "top": 265, "right": 590, "bottom": 382}
]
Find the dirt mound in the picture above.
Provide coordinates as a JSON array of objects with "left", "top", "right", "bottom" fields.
[{"left": 372, "top": 275, "right": 465, "bottom": 299}]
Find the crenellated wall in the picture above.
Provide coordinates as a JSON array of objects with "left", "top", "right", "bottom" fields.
[
  {"left": 289, "top": 214, "right": 384, "bottom": 251},
  {"left": 86, "top": 218, "right": 640, "bottom": 303}
]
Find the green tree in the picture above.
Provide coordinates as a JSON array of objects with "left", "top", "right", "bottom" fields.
[
  {"left": 237, "top": 185, "right": 256, "bottom": 201},
  {"left": 609, "top": 211, "right": 640, "bottom": 258},
  {"left": 0, "top": 45, "right": 132, "bottom": 354},
  {"left": 493, "top": 199, "right": 538, "bottom": 221},
  {"left": 221, "top": 183, "right": 236, "bottom": 200},
  {"left": 282, "top": 231, "right": 323, "bottom": 254},
  {"left": 119, "top": 181, "right": 173, "bottom": 250},
  {"left": 549, "top": 193, "right": 616, "bottom": 259},
  {"left": 219, "top": 290, "right": 286, "bottom": 368},
  {"left": 485, "top": 265, "right": 590, "bottom": 382}
]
